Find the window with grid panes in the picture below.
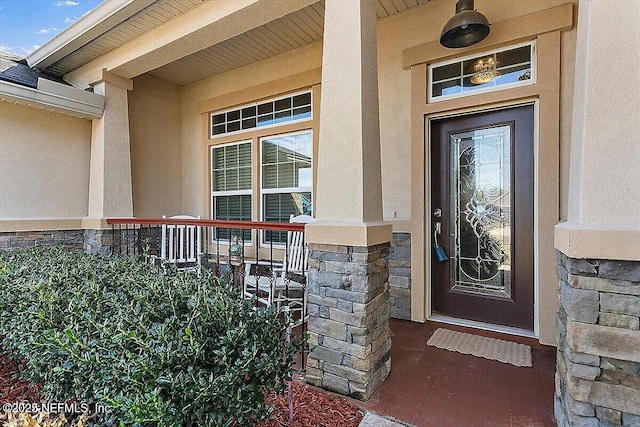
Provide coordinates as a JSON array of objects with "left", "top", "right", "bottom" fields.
[
  {"left": 210, "top": 91, "right": 312, "bottom": 137},
  {"left": 261, "top": 131, "right": 312, "bottom": 244},
  {"left": 211, "top": 142, "right": 252, "bottom": 241}
]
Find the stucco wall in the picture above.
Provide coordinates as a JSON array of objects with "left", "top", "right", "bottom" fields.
[
  {"left": 178, "top": 0, "right": 577, "bottom": 222},
  {"left": 128, "top": 74, "right": 183, "bottom": 217},
  {"left": 376, "top": 0, "right": 577, "bottom": 221},
  {"left": 180, "top": 42, "right": 323, "bottom": 215},
  {"left": 0, "top": 102, "right": 91, "bottom": 220}
]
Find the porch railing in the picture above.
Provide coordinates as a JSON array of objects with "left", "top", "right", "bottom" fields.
[{"left": 105, "top": 217, "right": 308, "bottom": 371}]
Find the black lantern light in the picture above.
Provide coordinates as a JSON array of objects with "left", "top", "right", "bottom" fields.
[{"left": 440, "top": 0, "right": 490, "bottom": 49}]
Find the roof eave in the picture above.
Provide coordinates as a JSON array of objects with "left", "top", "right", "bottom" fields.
[
  {"left": 26, "top": 0, "right": 156, "bottom": 72},
  {"left": 0, "top": 78, "right": 105, "bottom": 119}
]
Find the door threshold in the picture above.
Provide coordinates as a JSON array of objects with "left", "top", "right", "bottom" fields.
[{"left": 428, "top": 314, "right": 537, "bottom": 339}]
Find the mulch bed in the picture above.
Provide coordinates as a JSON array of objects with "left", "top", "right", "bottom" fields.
[
  {"left": 0, "top": 352, "right": 41, "bottom": 406},
  {"left": 1, "top": 352, "right": 363, "bottom": 427},
  {"left": 259, "top": 380, "right": 363, "bottom": 427}
]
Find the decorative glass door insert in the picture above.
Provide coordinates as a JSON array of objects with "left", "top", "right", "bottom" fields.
[{"left": 450, "top": 125, "right": 512, "bottom": 300}]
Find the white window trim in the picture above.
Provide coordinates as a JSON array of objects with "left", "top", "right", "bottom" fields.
[
  {"left": 210, "top": 90, "right": 313, "bottom": 139},
  {"left": 428, "top": 40, "right": 537, "bottom": 103}
]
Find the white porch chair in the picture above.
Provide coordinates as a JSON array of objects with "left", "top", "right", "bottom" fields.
[
  {"left": 243, "top": 214, "right": 315, "bottom": 321},
  {"left": 159, "top": 215, "right": 202, "bottom": 275}
]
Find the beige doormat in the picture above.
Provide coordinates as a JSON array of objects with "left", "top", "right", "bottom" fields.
[{"left": 427, "top": 328, "right": 532, "bottom": 367}]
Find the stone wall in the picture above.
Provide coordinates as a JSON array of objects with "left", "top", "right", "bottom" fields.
[
  {"left": 555, "top": 251, "right": 640, "bottom": 427},
  {"left": 389, "top": 232, "right": 411, "bottom": 320},
  {"left": 0, "top": 230, "right": 85, "bottom": 251},
  {"left": 305, "top": 242, "right": 392, "bottom": 401},
  {"left": 0, "top": 229, "right": 114, "bottom": 254}
]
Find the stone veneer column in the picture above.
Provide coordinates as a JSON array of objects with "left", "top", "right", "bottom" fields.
[
  {"left": 305, "top": 0, "right": 392, "bottom": 401},
  {"left": 305, "top": 243, "right": 391, "bottom": 399},
  {"left": 555, "top": 254, "right": 640, "bottom": 426}
]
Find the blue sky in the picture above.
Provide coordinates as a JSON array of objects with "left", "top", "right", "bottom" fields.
[{"left": 0, "top": 0, "right": 100, "bottom": 57}]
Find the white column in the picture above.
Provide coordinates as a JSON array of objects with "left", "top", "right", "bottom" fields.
[
  {"left": 87, "top": 70, "right": 134, "bottom": 219},
  {"left": 307, "top": 0, "right": 391, "bottom": 246},
  {"left": 555, "top": 0, "right": 640, "bottom": 260}
]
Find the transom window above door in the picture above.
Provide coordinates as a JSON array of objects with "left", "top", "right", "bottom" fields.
[{"left": 428, "top": 41, "right": 536, "bottom": 102}]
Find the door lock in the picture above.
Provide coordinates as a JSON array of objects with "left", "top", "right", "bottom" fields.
[{"left": 433, "top": 208, "right": 442, "bottom": 218}]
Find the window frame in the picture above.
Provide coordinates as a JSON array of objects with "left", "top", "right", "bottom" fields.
[{"left": 428, "top": 40, "right": 537, "bottom": 103}]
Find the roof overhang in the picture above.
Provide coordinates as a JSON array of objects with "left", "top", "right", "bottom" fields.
[
  {"left": 26, "top": 0, "right": 155, "bottom": 70},
  {"left": 0, "top": 77, "right": 104, "bottom": 119}
]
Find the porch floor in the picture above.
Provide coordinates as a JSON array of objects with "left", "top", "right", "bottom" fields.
[{"left": 357, "top": 319, "right": 557, "bottom": 427}]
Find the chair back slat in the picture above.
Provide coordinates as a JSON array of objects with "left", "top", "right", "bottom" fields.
[{"left": 159, "top": 215, "right": 202, "bottom": 273}]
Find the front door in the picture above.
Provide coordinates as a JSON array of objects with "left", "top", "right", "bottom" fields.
[{"left": 430, "top": 105, "right": 534, "bottom": 331}]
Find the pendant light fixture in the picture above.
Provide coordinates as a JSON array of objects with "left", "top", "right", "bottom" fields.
[{"left": 440, "top": 0, "right": 490, "bottom": 49}]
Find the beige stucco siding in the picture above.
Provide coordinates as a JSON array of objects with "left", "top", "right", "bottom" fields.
[
  {"left": 128, "top": 74, "right": 182, "bottom": 217},
  {"left": 180, "top": 41, "right": 323, "bottom": 216},
  {"left": 0, "top": 102, "right": 91, "bottom": 220},
  {"left": 376, "top": 0, "right": 577, "bottom": 222}
]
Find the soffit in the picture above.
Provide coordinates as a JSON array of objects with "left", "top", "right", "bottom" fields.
[
  {"left": 45, "top": 0, "right": 431, "bottom": 85},
  {"left": 148, "top": 0, "right": 431, "bottom": 86},
  {"left": 45, "top": 0, "right": 209, "bottom": 77}
]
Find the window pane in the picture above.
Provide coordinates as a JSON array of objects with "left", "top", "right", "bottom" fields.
[
  {"left": 258, "top": 102, "right": 273, "bottom": 115},
  {"left": 275, "top": 97, "right": 291, "bottom": 111},
  {"left": 227, "top": 121, "right": 241, "bottom": 132},
  {"left": 262, "top": 140, "right": 278, "bottom": 164},
  {"left": 262, "top": 192, "right": 312, "bottom": 244},
  {"left": 238, "top": 143, "right": 251, "bottom": 166},
  {"left": 214, "top": 195, "right": 251, "bottom": 241},
  {"left": 433, "top": 62, "right": 460, "bottom": 82},
  {"left": 227, "top": 110, "right": 240, "bottom": 121},
  {"left": 211, "top": 142, "right": 251, "bottom": 192},
  {"left": 274, "top": 110, "right": 292, "bottom": 123},
  {"left": 262, "top": 164, "right": 278, "bottom": 189},
  {"left": 258, "top": 114, "right": 274, "bottom": 126},
  {"left": 433, "top": 79, "right": 462, "bottom": 97},
  {"left": 278, "top": 163, "right": 295, "bottom": 188},
  {"left": 293, "top": 106, "right": 311, "bottom": 121},
  {"left": 293, "top": 92, "right": 311, "bottom": 108},
  {"left": 242, "top": 118, "right": 256, "bottom": 129},
  {"left": 212, "top": 124, "right": 225, "bottom": 136},
  {"left": 212, "top": 114, "right": 225, "bottom": 125},
  {"left": 226, "top": 168, "right": 238, "bottom": 191},
  {"left": 497, "top": 46, "right": 530, "bottom": 68},
  {"left": 212, "top": 170, "right": 225, "bottom": 192},
  {"left": 239, "top": 167, "right": 252, "bottom": 190},
  {"left": 241, "top": 106, "right": 256, "bottom": 119},
  {"left": 261, "top": 132, "right": 312, "bottom": 189}
]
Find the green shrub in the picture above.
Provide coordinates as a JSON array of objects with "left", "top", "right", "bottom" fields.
[{"left": 0, "top": 247, "right": 298, "bottom": 426}]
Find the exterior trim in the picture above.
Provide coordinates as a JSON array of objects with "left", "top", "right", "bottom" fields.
[
  {"left": 0, "top": 79, "right": 104, "bottom": 119},
  {"left": 555, "top": 222, "right": 640, "bottom": 262},
  {"left": 402, "top": 3, "right": 573, "bottom": 70}
]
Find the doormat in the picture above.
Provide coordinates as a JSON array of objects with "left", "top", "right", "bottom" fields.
[{"left": 427, "top": 328, "right": 532, "bottom": 367}]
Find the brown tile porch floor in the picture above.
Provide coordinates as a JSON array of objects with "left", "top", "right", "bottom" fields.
[{"left": 357, "top": 319, "right": 557, "bottom": 427}]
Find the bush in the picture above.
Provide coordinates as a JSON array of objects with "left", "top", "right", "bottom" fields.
[{"left": 0, "top": 247, "right": 298, "bottom": 426}]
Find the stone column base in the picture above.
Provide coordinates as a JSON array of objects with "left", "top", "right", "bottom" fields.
[
  {"left": 555, "top": 251, "right": 640, "bottom": 426},
  {"left": 305, "top": 242, "right": 392, "bottom": 400}
]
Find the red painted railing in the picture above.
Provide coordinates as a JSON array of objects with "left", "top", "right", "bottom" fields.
[{"left": 106, "top": 218, "right": 305, "bottom": 232}]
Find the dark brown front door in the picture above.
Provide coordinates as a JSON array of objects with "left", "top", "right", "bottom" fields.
[{"left": 430, "top": 105, "right": 534, "bottom": 330}]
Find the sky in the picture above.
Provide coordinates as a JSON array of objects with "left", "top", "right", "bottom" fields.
[{"left": 0, "top": 0, "right": 101, "bottom": 58}]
